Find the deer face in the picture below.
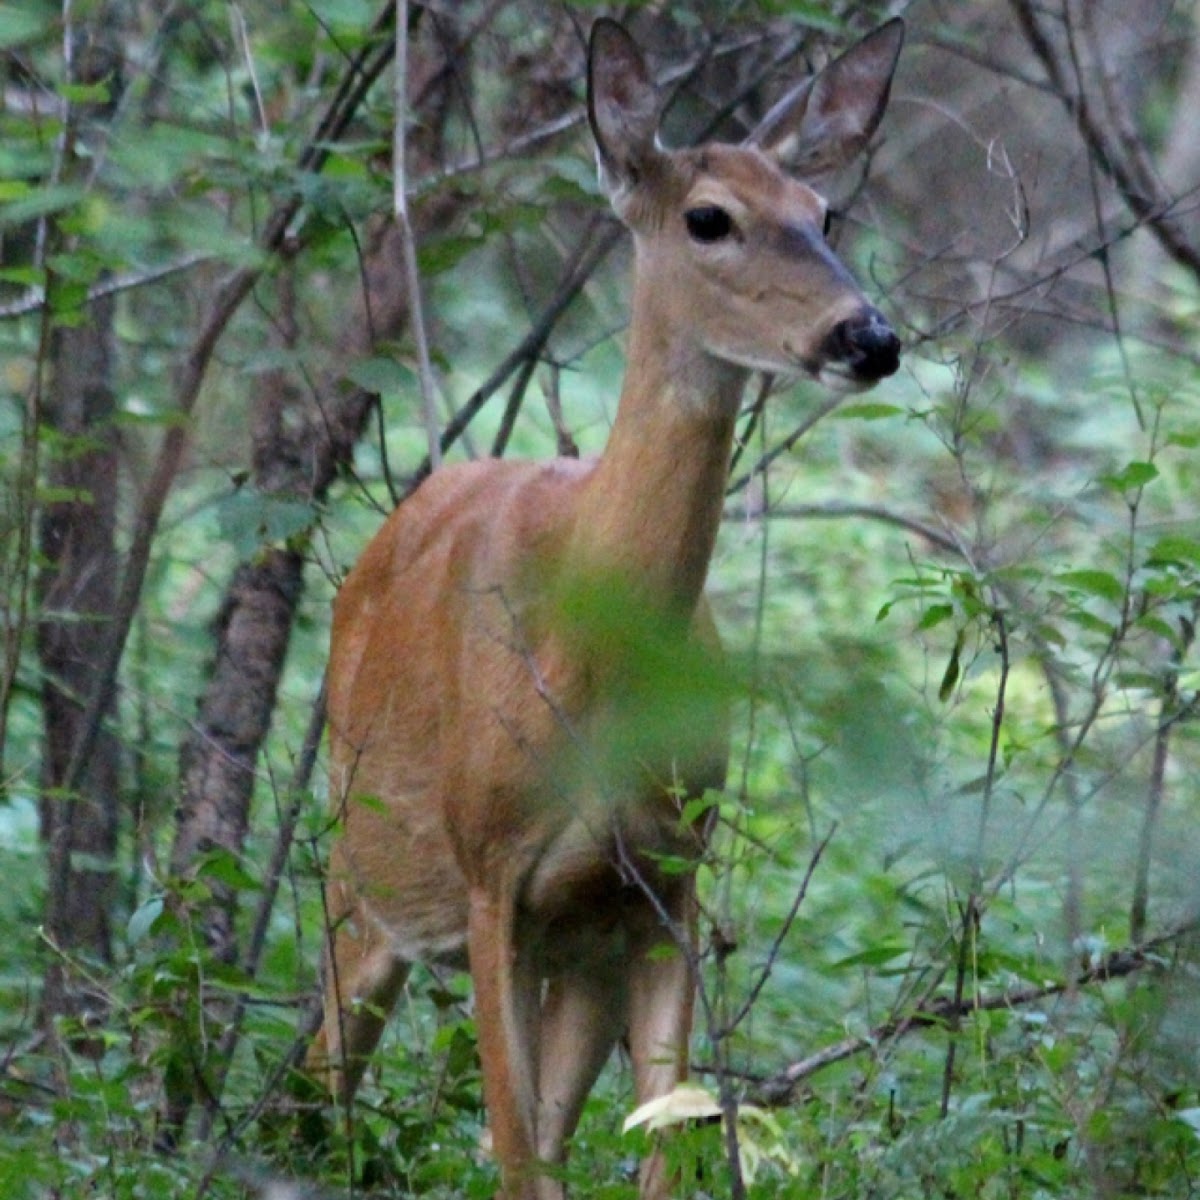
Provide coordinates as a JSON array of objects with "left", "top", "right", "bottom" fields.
[{"left": 589, "top": 19, "right": 904, "bottom": 392}]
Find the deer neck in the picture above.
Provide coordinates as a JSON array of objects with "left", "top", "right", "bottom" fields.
[{"left": 570, "top": 266, "right": 746, "bottom": 617}]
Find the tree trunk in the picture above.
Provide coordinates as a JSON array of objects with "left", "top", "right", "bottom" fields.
[
  {"left": 37, "top": 5, "right": 126, "bottom": 1041},
  {"left": 38, "top": 290, "right": 122, "bottom": 1039}
]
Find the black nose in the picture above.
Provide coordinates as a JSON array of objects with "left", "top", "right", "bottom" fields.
[{"left": 823, "top": 307, "right": 901, "bottom": 382}]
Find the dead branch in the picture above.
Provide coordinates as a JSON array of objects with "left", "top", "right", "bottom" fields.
[{"left": 1008, "top": 0, "right": 1200, "bottom": 281}]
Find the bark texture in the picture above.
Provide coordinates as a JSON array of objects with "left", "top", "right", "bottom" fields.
[
  {"left": 37, "top": 6, "right": 126, "bottom": 1036},
  {"left": 38, "top": 292, "right": 122, "bottom": 1033}
]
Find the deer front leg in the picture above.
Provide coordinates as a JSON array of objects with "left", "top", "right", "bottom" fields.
[
  {"left": 627, "top": 884, "right": 697, "bottom": 1200},
  {"left": 468, "top": 887, "right": 553, "bottom": 1200},
  {"left": 308, "top": 868, "right": 410, "bottom": 1105}
]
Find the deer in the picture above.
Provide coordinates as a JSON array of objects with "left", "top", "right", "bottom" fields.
[{"left": 308, "top": 16, "right": 904, "bottom": 1199}]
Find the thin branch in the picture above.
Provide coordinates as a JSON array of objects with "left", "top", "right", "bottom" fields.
[
  {"left": 750, "top": 921, "right": 1197, "bottom": 1107},
  {"left": 490, "top": 351, "right": 540, "bottom": 459},
  {"left": 394, "top": 0, "right": 441, "bottom": 469},
  {"left": 0, "top": 267, "right": 53, "bottom": 786},
  {"left": 1062, "top": 0, "right": 1144, "bottom": 431},
  {"left": 725, "top": 394, "right": 844, "bottom": 497},
  {"left": 733, "top": 500, "right": 961, "bottom": 556},
  {"left": 727, "top": 375, "right": 773, "bottom": 476},
  {"left": 411, "top": 28, "right": 783, "bottom": 197},
  {"left": 911, "top": 183, "right": 1200, "bottom": 349},
  {"left": 230, "top": 3, "right": 268, "bottom": 139},
  {"left": 717, "top": 825, "right": 835, "bottom": 1041},
  {"left": 940, "top": 607, "right": 1010, "bottom": 1119},
  {"left": 1130, "top": 600, "right": 1197, "bottom": 944},
  {"left": 193, "top": 679, "right": 328, "bottom": 1143},
  {"left": 405, "top": 219, "right": 623, "bottom": 490},
  {"left": 1008, "top": 0, "right": 1200, "bottom": 281},
  {"left": 0, "top": 251, "right": 216, "bottom": 320}
]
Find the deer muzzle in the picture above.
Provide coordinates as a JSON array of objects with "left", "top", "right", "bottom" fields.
[{"left": 821, "top": 306, "right": 901, "bottom": 384}]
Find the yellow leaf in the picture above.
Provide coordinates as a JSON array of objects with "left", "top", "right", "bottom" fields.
[{"left": 623, "top": 1084, "right": 722, "bottom": 1133}]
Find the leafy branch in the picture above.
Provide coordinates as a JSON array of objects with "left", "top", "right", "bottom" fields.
[
  {"left": 748, "top": 920, "right": 1197, "bottom": 1108},
  {"left": 55, "top": 7, "right": 398, "bottom": 805}
]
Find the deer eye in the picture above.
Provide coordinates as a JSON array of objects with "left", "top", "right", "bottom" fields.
[{"left": 685, "top": 205, "right": 733, "bottom": 243}]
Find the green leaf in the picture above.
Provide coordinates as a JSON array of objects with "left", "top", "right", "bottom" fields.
[
  {"left": 754, "top": 0, "right": 843, "bottom": 28},
  {"left": 1100, "top": 460, "right": 1158, "bottom": 492},
  {"left": 108, "top": 124, "right": 234, "bottom": 190},
  {"left": 679, "top": 793, "right": 718, "bottom": 829},
  {"left": 58, "top": 79, "right": 112, "bottom": 105},
  {"left": 216, "top": 490, "right": 315, "bottom": 556},
  {"left": 418, "top": 232, "right": 484, "bottom": 276},
  {"left": 1061, "top": 609, "right": 1117, "bottom": 637},
  {"left": 0, "top": 264, "right": 43, "bottom": 287},
  {"left": 917, "top": 604, "right": 954, "bottom": 631},
  {"left": 1055, "top": 569, "right": 1125, "bottom": 605},
  {"left": 831, "top": 941, "right": 910, "bottom": 968},
  {"left": 37, "top": 484, "right": 94, "bottom": 505},
  {"left": 345, "top": 355, "right": 415, "bottom": 394},
  {"left": 1146, "top": 536, "right": 1200, "bottom": 567},
  {"left": 938, "top": 630, "right": 964, "bottom": 702},
  {"left": 1166, "top": 430, "right": 1199, "bottom": 450},
  {"left": 645, "top": 942, "right": 684, "bottom": 962},
  {"left": 127, "top": 896, "right": 165, "bottom": 946},
  {"left": 48, "top": 276, "right": 89, "bottom": 316},
  {"left": 1114, "top": 671, "right": 1161, "bottom": 693},
  {"left": 650, "top": 853, "right": 696, "bottom": 878},
  {"left": 0, "top": 5, "right": 46, "bottom": 48},
  {"left": 307, "top": 0, "right": 375, "bottom": 35},
  {"left": 0, "top": 182, "right": 86, "bottom": 228},
  {"left": 1032, "top": 620, "right": 1067, "bottom": 649},
  {"left": 833, "top": 403, "right": 905, "bottom": 421},
  {"left": 194, "top": 848, "right": 258, "bottom": 892},
  {"left": 1135, "top": 614, "right": 1185, "bottom": 649}
]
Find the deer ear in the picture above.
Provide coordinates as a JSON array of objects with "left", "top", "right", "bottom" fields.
[
  {"left": 588, "top": 19, "right": 663, "bottom": 200},
  {"left": 750, "top": 18, "right": 904, "bottom": 179}
]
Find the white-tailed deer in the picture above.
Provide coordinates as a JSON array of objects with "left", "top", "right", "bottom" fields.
[{"left": 310, "top": 17, "right": 903, "bottom": 1198}]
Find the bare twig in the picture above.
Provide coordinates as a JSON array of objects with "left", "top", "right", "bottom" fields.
[
  {"left": 718, "top": 825, "right": 836, "bottom": 1042},
  {"left": 394, "top": 0, "right": 441, "bottom": 469},
  {"left": 734, "top": 500, "right": 961, "bottom": 556},
  {"left": 725, "top": 394, "right": 845, "bottom": 497},
  {"left": 1008, "top": 0, "right": 1200, "bottom": 281},
  {"left": 194, "top": 680, "right": 329, "bottom": 1142},
  {"left": 405, "top": 219, "right": 623, "bottom": 490},
  {"left": 0, "top": 251, "right": 216, "bottom": 320},
  {"left": 1131, "top": 600, "right": 1198, "bottom": 944},
  {"left": 939, "top": 607, "right": 1010, "bottom": 1119}
]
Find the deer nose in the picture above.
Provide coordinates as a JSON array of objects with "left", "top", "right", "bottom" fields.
[{"left": 823, "top": 307, "right": 901, "bottom": 382}]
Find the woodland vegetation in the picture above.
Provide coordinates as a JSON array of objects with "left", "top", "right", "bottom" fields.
[{"left": 1, "top": 1, "right": 1198, "bottom": 1197}]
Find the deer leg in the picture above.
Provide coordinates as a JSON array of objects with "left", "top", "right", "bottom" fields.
[
  {"left": 468, "top": 887, "right": 549, "bottom": 1200},
  {"left": 534, "top": 958, "right": 627, "bottom": 1177},
  {"left": 626, "top": 884, "right": 697, "bottom": 1200},
  {"left": 308, "top": 873, "right": 410, "bottom": 1104}
]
